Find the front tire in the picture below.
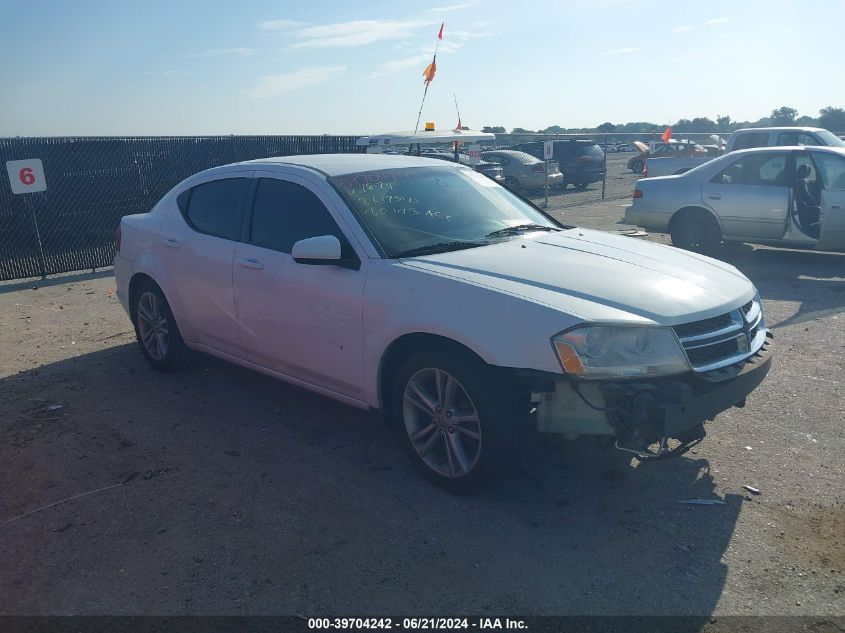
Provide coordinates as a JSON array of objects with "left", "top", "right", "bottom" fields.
[
  {"left": 132, "top": 281, "right": 190, "bottom": 371},
  {"left": 392, "top": 350, "right": 520, "bottom": 492},
  {"left": 630, "top": 159, "right": 644, "bottom": 173}
]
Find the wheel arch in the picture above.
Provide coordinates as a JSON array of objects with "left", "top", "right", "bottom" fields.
[
  {"left": 668, "top": 205, "right": 724, "bottom": 236},
  {"left": 128, "top": 272, "right": 159, "bottom": 323},
  {"left": 377, "top": 333, "right": 490, "bottom": 415}
]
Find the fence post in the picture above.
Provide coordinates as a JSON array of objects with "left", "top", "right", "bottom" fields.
[
  {"left": 24, "top": 195, "right": 47, "bottom": 278},
  {"left": 601, "top": 135, "right": 607, "bottom": 199}
]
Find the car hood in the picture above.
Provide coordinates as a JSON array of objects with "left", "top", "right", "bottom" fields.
[{"left": 398, "top": 229, "right": 754, "bottom": 324}]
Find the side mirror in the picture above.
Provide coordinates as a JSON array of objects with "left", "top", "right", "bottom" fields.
[{"left": 291, "top": 235, "right": 360, "bottom": 270}]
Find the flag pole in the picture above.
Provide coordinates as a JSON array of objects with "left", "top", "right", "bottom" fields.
[
  {"left": 413, "top": 84, "right": 430, "bottom": 136},
  {"left": 414, "top": 22, "right": 443, "bottom": 135},
  {"left": 453, "top": 92, "right": 462, "bottom": 129}
]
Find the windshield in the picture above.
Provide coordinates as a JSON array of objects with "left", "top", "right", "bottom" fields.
[
  {"left": 330, "top": 166, "right": 561, "bottom": 257},
  {"left": 815, "top": 130, "right": 845, "bottom": 147}
]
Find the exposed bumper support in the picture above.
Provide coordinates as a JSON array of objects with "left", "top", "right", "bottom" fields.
[{"left": 530, "top": 332, "right": 773, "bottom": 457}]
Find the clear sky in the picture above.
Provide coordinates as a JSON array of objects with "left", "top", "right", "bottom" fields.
[{"left": 1, "top": 0, "right": 843, "bottom": 136}]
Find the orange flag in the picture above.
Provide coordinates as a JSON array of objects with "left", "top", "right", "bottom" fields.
[
  {"left": 422, "top": 58, "right": 437, "bottom": 85},
  {"left": 661, "top": 126, "right": 672, "bottom": 143},
  {"left": 438, "top": 21, "right": 444, "bottom": 39}
]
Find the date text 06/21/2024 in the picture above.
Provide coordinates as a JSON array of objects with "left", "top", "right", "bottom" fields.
[{"left": 307, "top": 617, "right": 528, "bottom": 630}]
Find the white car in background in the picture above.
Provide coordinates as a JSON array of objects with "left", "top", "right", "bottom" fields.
[
  {"left": 627, "top": 146, "right": 845, "bottom": 253},
  {"left": 115, "top": 154, "right": 772, "bottom": 491}
]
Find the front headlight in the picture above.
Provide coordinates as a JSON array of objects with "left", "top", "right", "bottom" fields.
[{"left": 552, "top": 325, "right": 690, "bottom": 379}]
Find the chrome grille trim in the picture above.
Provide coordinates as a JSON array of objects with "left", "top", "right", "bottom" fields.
[{"left": 673, "top": 296, "right": 766, "bottom": 372}]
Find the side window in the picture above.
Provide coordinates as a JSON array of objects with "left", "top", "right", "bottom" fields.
[
  {"left": 732, "top": 133, "right": 769, "bottom": 151},
  {"left": 810, "top": 152, "right": 845, "bottom": 190},
  {"left": 183, "top": 178, "right": 250, "bottom": 240},
  {"left": 711, "top": 153, "right": 790, "bottom": 186},
  {"left": 483, "top": 154, "right": 504, "bottom": 165},
  {"left": 250, "top": 178, "right": 353, "bottom": 256}
]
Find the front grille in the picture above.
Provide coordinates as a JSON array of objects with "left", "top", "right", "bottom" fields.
[
  {"left": 673, "top": 313, "right": 734, "bottom": 338},
  {"left": 685, "top": 336, "right": 744, "bottom": 366},
  {"left": 673, "top": 297, "right": 765, "bottom": 372}
]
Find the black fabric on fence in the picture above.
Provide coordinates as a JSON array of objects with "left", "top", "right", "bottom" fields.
[{"left": 0, "top": 135, "right": 360, "bottom": 281}]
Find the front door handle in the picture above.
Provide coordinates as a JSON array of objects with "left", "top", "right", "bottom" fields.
[
  {"left": 831, "top": 204, "right": 842, "bottom": 210},
  {"left": 237, "top": 257, "right": 264, "bottom": 270},
  {"left": 709, "top": 194, "right": 721, "bottom": 200},
  {"left": 162, "top": 237, "right": 181, "bottom": 249}
]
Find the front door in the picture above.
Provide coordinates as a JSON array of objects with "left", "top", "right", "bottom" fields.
[
  {"left": 811, "top": 151, "right": 845, "bottom": 251},
  {"left": 701, "top": 151, "right": 792, "bottom": 239},
  {"left": 232, "top": 173, "right": 367, "bottom": 399}
]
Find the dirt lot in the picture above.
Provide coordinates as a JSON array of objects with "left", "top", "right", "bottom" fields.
[{"left": 1, "top": 156, "right": 843, "bottom": 618}]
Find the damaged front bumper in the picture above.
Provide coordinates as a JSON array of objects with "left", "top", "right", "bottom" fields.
[{"left": 530, "top": 332, "right": 773, "bottom": 458}]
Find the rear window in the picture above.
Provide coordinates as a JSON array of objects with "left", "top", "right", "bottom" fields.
[
  {"left": 500, "top": 151, "right": 540, "bottom": 164},
  {"left": 732, "top": 132, "right": 769, "bottom": 151},
  {"left": 584, "top": 145, "right": 604, "bottom": 159},
  {"left": 182, "top": 178, "right": 250, "bottom": 241}
]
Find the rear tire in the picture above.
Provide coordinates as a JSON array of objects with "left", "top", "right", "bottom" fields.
[
  {"left": 630, "top": 159, "right": 644, "bottom": 173},
  {"left": 131, "top": 280, "right": 190, "bottom": 371},
  {"left": 670, "top": 211, "right": 722, "bottom": 254},
  {"left": 391, "top": 349, "right": 521, "bottom": 493}
]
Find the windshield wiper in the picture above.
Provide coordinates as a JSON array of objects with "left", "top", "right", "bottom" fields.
[
  {"left": 485, "top": 224, "right": 562, "bottom": 239},
  {"left": 392, "top": 240, "right": 489, "bottom": 258}
]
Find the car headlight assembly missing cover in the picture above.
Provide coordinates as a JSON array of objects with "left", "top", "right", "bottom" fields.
[{"left": 552, "top": 325, "right": 690, "bottom": 379}]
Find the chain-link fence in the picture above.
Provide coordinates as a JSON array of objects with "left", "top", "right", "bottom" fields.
[{"left": 0, "top": 135, "right": 359, "bottom": 281}]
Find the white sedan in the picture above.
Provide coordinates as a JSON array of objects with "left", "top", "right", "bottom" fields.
[{"left": 115, "top": 154, "right": 772, "bottom": 491}]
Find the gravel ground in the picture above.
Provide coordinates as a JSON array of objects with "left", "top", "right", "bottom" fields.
[{"left": 1, "top": 155, "right": 843, "bottom": 618}]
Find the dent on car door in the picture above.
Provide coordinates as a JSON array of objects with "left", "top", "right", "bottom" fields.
[
  {"left": 159, "top": 173, "right": 251, "bottom": 355},
  {"left": 701, "top": 152, "right": 792, "bottom": 239},
  {"left": 811, "top": 151, "right": 845, "bottom": 250},
  {"left": 232, "top": 173, "right": 367, "bottom": 398}
]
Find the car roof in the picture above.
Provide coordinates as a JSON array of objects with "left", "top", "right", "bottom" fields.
[
  {"left": 732, "top": 127, "right": 828, "bottom": 134},
  {"left": 233, "top": 153, "right": 463, "bottom": 176},
  {"left": 728, "top": 145, "right": 845, "bottom": 156},
  {"left": 481, "top": 149, "right": 539, "bottom": 161}
]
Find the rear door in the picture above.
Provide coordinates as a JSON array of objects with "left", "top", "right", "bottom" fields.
[
  {"left": 811, "top": 151, "right": 845, "bottom": 250},
  {"left": 701, "top": 151, "right": 792, "bottom": 239},
  {"left": 232, "top": 172, "right": 367, "bottom": 398},
  {"left": 157, "top": 172, "right": 252, "bottom": 356}
]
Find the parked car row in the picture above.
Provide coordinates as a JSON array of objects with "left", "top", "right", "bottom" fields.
[
  {"left": 513, "top": 140, "right": 606, "bottom": 189},
  {"left": 643, "top": 126, "right": 845, "bottom": 178}
]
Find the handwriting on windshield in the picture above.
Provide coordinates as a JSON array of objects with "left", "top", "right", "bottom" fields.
[{"left": 345, "top": 187, "right": 451, "bottom": 222}]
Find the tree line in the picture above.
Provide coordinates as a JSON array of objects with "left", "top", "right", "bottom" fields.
[{"left": 482, "top": 106, "right": 845, "bottom": 135}]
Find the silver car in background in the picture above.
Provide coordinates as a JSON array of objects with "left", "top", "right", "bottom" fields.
[
  {"left": 625, "top": 146, "right": 845, "bottom": 253},
  {"left": 481, "top": 150, "right": 563, "bottom": 193}
]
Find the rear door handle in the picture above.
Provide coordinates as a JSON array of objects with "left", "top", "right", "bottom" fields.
[
  {"left": 162, "top": 237, "right": 181, "bottom": 249},
  {"left": 831, "top": 204, "right": 842, "bottom": 209},
  {"left": 237, "top": 257, "right": 264, "bottom": 270},
  {"left": 709, "top": 194, "right": 721, "bottom": 200}
]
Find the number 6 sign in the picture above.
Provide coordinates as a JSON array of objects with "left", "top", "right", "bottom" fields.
[{"left": 6, "top": 159, "right": 47, "bottom": 194}]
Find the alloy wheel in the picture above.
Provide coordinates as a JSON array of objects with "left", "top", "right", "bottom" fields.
[
  {"left": 402, "top": 367, "right": 482, "bottom": 478},
  {"left": 137, "top": 291, "right": 170, "bottom": 361}
]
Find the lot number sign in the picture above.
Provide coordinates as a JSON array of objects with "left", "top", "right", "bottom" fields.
[
  {"left": 467, "top": 144, "right": 481, "bottom": 166},
  {"left": 6, "top": 159, "right": 47, "bottom": 194},
  {"left": 543, "top": 141, "right": 554, "bottom": 161}
]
